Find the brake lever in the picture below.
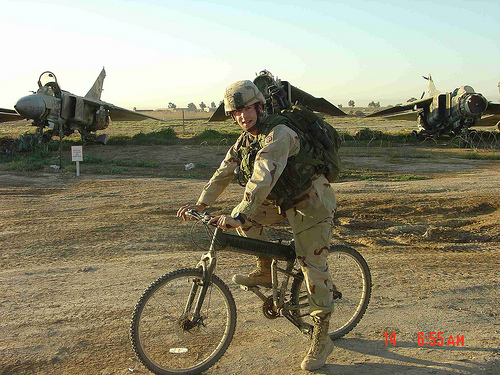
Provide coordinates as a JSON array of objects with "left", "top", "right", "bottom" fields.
[{"left": 186, "top": 210, "right": 231, "bottom": 229}]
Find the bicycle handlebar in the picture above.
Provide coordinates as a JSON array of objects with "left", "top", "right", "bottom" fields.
[
  {"left": 186, "top": 209, "right": 216, "bottom": 225},
  {"left": 186, "top": 209, "right": 233, "bottom": 229}
]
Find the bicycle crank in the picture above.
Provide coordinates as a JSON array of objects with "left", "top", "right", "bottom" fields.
[{"left": 262, "top": 296, "right": 280, "bottom": 319}]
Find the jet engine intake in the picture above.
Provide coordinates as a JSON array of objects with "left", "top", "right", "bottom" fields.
[{"left": 458, "top": 94, "right": 488, "bottom": 117}]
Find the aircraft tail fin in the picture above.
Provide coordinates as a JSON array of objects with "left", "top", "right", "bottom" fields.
[
  {"left": 85, "top": 68, "right": 106, "bottom": 100},
  {"left": 422, "top": 74, "right": 439, "bottom": 97}
]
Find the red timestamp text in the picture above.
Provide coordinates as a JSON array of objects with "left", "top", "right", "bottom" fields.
[
  {"left": 383, "top": 332, "right": 465, "bottom": 347},
  {"left": 417, "top": 332, "right": 464, "bottom": 347}
]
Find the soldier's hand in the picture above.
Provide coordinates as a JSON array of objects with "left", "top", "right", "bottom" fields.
[
  {"left": 208, "top": 215, "right": 242, "bottom": 231},
  {"left": 176, "top": 203, "right": 207, "bottom": 221}
]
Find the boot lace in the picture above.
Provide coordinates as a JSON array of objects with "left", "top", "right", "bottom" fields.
[{"left": 310, "top": 319, "right": 328, "bottom": 356}]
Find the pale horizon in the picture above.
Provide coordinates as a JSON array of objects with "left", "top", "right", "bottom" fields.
[{"left": 1, "top": 0, "right": 499, "bottom": 110}]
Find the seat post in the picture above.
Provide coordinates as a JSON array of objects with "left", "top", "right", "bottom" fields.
[{"left": 271, "top": 259, "right": 279, "bottom": 309}]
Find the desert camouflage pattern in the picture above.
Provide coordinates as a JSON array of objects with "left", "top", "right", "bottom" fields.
[
  {"left": 236, "top": 114, "right": 320, "bottom": 210},
  {"left": 232, "top": 179, "right": 336, "bottom": 317},
  {"left": 198, "top": 124, "right": 300, "bottom": 217},
  {"left": 223, "top": 80, "right": 266, "bottom": 114},
  {"left": 197, "top": 122, "right": 337, "bottom": 317}
]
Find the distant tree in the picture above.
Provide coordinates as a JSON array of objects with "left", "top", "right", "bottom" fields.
[
  {"left": 133, "top": 107, "right": 137, "bottom": 111},
  {"left": 368, "top": 101, "right": 381, "bottom": 108},
  {"left": 348, "top": 100, "right": 355, "bottom": 108},
  {"left": 407, "top": 97, "right": 418, "bottom": 103},
  {"left": 395, "top": 103, "right": 402, "bottom": 107},
  {"left": 187, "top": 102, "right": 197, "bottom": 111},
  {"left": 168, "top": 102, "right": 177, "bottom": 109},
  {"left": 338, "top": 104, "right": 343, "bottom": 108},
  {"left": 211, "top": 101, "right": 216, "bottom": 108},
  {"left": 199, "top": 101, "right": 207, "bottom": 110}
]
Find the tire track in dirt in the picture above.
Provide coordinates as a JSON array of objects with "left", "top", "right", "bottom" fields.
[{"left": 0, "top": 164, "right": 499, "bottom": 374}]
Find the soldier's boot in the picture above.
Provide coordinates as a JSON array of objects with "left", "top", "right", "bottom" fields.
[
  {"left": 301, "top": 316, "right": 334, "bottom": 371},
  {"left": 232, "top": 257, "right": 272, "bottom": 288}
]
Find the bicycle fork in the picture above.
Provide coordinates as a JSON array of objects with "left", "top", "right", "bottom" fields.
[{"left": 182, "top": 228, "right": 219, "bottom": 327}]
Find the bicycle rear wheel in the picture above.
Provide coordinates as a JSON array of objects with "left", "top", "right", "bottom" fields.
[
  {"left": 130, "top": 268, "right": 237, "bottom": 375},
  {"left": 290, "top": 245, "right": 371, "bottom": 340}
]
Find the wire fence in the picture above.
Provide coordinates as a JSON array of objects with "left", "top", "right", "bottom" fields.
[
  {"left": 453, "top": 131, "right": 500, "bottom": 149},
  {"left": 340, "top": 129, "right": 500, "bottom": 150}
]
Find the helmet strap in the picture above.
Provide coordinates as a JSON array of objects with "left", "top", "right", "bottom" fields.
[{"left": 247, "top": 103, "right": 264, "bottom": 133}]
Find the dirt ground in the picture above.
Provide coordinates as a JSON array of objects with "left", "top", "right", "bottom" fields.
[{"left": 1, "top": 144, "right": 499, "bottom": 375}]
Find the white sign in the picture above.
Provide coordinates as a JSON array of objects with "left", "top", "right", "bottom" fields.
[{"left": 71, "top": 146, "right": 83, "bottom": 162}]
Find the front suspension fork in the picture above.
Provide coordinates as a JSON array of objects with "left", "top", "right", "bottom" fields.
[{"left": 183, "top": 228, "right": 219, "bottom": 321}]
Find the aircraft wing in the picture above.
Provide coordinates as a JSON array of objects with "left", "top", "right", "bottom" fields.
[
  {"left": 378, "top": 111, "right": 418, "bottom": 121},
  {"left": 0, "top": 108, "right": 24, "bottom": 123},
  {"left": 107, "top": 105, "right": 167, "bottom": 122},
  {"left": 208, "top": 103, "right": 228, "bottom": 122},
  {"left": 208, "top": 82, "right": 346, "bottom": 122},
  {"left": 81, "top": 97, "right": 167, "bottom": 122},
  {"left": 366, "top": 97, "right": 433, "bottom": 118},
  {"left": 479, "top": 114, "right": 500, "bottom": 126},
  {"left": 484, "top": 102, "right": 500, "bottom": 115},
  {"left": 286, "top": 83, "right": 346, "bottom": 116}
]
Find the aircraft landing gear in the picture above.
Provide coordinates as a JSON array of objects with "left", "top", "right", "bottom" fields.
[{"left": 78, "top": 130, "right": 109, "bottom": 145}]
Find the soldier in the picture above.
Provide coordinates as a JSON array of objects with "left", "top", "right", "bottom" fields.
[{"left": 177, "top": 80, "right": 337, "bottom": 371}]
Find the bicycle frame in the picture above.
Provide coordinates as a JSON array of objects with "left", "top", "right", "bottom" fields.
[
  {"left": 191, "top": 218, "right": 313, "bottom": 337},
  {"left": 131, "top": 210, "right": 371, "bottom": 375}
]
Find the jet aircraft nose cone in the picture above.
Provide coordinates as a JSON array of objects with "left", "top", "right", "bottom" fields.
[
  {"left": 466, "top": 94, "right": 487, "bottom": 114},
  {"left": 14, "top": 94, "right": 46, "bottom": 120}
]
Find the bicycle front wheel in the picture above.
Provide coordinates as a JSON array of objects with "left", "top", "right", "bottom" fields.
[
  {"left": 290, "top": 245, "right": 371, "bottom": 340},
  {"left": 130, "top": 268, "right": 237, "bottom": 375}
]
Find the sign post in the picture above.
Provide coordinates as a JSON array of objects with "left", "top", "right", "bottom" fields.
[{"left": 71, "top": 146, "right": 83, "bottom": 176}]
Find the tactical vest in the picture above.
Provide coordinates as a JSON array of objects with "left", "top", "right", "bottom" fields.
[{"left": 235, "top": 114, "right": 318, "bottom": 211}]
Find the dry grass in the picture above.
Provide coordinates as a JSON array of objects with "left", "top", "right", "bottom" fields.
[
  {"left": 3, "top": 108, "right": 499, "bottom": 140},
  {"left": 0, "top": 109, "right": 417, "bottom": 140}
]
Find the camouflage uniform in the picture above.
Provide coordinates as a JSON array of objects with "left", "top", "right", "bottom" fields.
[{"left": 197, "top": 123, "right": 337, "bottom": 318}]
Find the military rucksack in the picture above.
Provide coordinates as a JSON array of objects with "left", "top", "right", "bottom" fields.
[
  {"left": 234, "top": 107, "right": 341, "bottom": 212},
  {"left": 278, "top": 104, "right": 342, "bottom": 182}
]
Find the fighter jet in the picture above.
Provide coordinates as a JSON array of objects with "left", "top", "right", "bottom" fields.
[
  {"left": 208, "top": 70, "right": 346, "bottom": 121},
  {"left": 366, "top": 74, "right": 500, "bottom": 137},
  {"left": 0, "top": 69, "right": 166, "bottom": 144}
]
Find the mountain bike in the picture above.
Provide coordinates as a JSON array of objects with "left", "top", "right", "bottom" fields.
[{"left": 130, "top": 210, "right": 371, "bottom": 375}]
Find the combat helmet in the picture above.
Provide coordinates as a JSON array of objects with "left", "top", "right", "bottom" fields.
[{"left": 224, "top": 80, "right": 265, "bottom": 116}]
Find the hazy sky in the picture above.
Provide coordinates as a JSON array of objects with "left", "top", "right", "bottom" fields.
[{"left": 1, "top": 0, "right": 499, "bottom": 109}]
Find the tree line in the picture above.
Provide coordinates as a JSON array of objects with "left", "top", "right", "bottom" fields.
[
  {"left": 167, "top": 101, "right": 219, "bottom": 110},
  {"left": 166, "top": 97, "right": 419, "bottom": 111}
]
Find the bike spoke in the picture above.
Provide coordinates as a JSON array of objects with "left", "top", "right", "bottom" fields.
[
  {"left": 131, "top": 269, "right": 236, "bottom": 375},
  {"left": 290, "top": 246, "right": 371, "bottom": 340}
]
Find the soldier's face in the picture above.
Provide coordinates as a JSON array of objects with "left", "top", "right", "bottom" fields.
[{"left": 232, "top": 104, "right": 258, "bottom": 133}]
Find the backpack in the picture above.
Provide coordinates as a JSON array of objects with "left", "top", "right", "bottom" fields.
[{"left": 278, "top": 105, "right": 342, "bottom": 182}]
